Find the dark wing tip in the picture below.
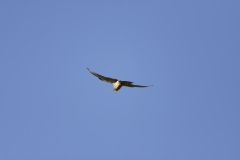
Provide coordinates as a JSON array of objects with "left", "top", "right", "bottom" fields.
[{"left": 87, "top": 68, "right": 92, "bottom": 72}]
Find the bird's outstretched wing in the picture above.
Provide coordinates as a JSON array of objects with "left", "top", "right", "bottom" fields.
[
  {"left": 121, "top": 81, "right": 153, "bottom": 88},
  {"left": 87, "top": 68, "right": 118, "bottom": 83}
]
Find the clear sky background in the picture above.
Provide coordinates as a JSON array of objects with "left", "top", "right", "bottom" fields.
[{"left": 0, "top": 1, "right": 240, "bottom": 159}]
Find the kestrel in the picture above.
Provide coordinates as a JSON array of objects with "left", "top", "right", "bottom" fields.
[{"left": 87, "top": 68, "right": 153, "bottom": 92}]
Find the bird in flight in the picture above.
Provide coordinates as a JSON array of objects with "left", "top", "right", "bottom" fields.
[{"left": 87, "top": 68, "right": 153, "bottom": 92}]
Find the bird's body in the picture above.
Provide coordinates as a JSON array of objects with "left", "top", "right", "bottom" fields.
[
  {"left": 87, "top": 68, "right": 153, "bottom": 92},
  {"left": 113, "top": 81, "right": 122, "bottom": 92}
]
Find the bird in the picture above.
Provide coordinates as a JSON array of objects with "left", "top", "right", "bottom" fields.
[{"left": 87, "top": 68, "right": 153, "bottom": 92}]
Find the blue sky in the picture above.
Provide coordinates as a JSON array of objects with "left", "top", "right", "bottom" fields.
[{"left": 0, "top": 0, "right": 240, "bottom": 159}]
